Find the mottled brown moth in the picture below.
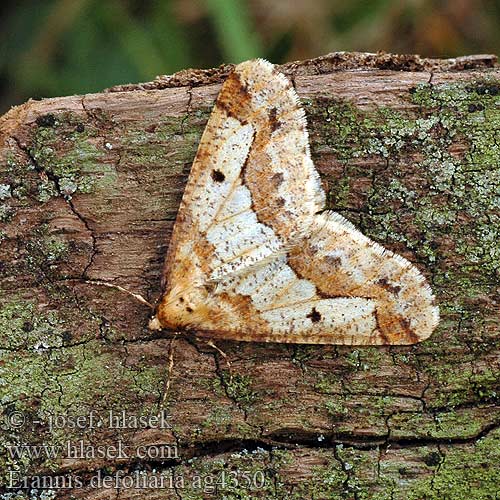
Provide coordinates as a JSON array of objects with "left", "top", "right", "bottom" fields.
[{"left": 149, "top": 59, "right": 439, "bottom": 345}]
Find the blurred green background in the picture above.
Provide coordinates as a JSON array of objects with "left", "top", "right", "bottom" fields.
[{"left": 1, "top": 0, "right": 499, "bottom": 113}]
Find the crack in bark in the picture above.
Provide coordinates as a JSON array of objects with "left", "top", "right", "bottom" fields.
[
  {"left": 333, "top": 443, "right": 357, "bottom": 499},
  {"left": 291, "top": 344, "right": 308, "bottom": 377},
  {"left": 80, "top": 95, "right": 105, "bottom": 124},
  {"left": 178, "top": 336, "right": 261, "bottom": 432},
  {"left": 67, "top": 197, "right": 97, "bottom": 279},
  {"left": 1, "top": 418, "right": 499, "bottom": 495},
  {"left": 181, "top": 336, "right": 250, "bottom": 423},
  {"left": 12, "top": 136, "right": 98, "bottom": 279},
  {"left": 266, "top": 418, "right": 500, "bottom": 449},
  {"left": 429, "top": 443, "right": 445, "bottom": 494},
  {"left": 180, "top": 86, "right": 193, "bottom": 136},
  {"left": 208, "top": 344, "right": 250, "bottom": 423},
  {"left": 156, "top": 336, "right": 178, "bottom": 410}
]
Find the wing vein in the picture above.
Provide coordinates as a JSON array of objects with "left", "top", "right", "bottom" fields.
[
  {"left": 211, "top": 242, "right": 271, "bottom": 274},
  {"left": 214, "top": 207, "right": 251, "bottom": 225},
  {"left": 265, "top": 277, "right": 299, "bottom": 308},
  {"left": 260, "top": 297, "right": 326, "bottom": 312}
]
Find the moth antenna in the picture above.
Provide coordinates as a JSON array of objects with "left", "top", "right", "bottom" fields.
[
  {"left": 85, "top": 280, "right": 154, "bottom": 309},
  {"left": 205, "top": 339, "right": 232, "bottom": 377},
  {"left": 159, "top": 336, "right": 177, "bottom": 408}
]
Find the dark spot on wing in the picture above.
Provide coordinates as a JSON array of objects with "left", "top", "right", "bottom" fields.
[
  {"left": 377, "top": 278, "right": 402, "bottom": 295},
  {"left": 306, "top": 245, "right": 319, "bottom": 256},
  {"left": 216, "top": 100, "right": 238, "bottom": 120},
  {"left": 211, "top": 169, "right": 225, "bottom": 182},
  {"left": 398, "top": 317, "right": 419, "bottom": 343},
  {"left": 324, "top": 255, "right": 342, "bottom": 267},
  {"left": 271, "top": 172, "right": 284, "bottom": 187},
  {"left": 186, "top": 307, "right": 193, "bottom": 313},
  {"left": 239, "top": 78, "right": 249, "bottom": 94},
  {"left": 306, "top": 307, "right": 322, "bottom": 323},
  {"left": 269, "top": 107, "right": 281, "bottom": 132}
]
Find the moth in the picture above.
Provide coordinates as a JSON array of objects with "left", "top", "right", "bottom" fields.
[{"left": 148, "top": 59, "right": 439, "bottom": 345}]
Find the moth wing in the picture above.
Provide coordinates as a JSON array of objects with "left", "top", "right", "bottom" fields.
[
  {"left": 152, "top": 59, "right": 439, "bottom": 345},
  {"left": 284, "top": 212, "right": 440, "bottom": 344},
  {"left": 219, "top": 59, "right": 325, "bottom": 241},
  {"left": 201, "top": 210, "right": 439, "bottom": 345},
  {"left": 162, "top": 59, "right": 324, "bottom": 291}
]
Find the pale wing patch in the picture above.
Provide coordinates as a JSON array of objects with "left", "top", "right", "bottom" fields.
[
  {"left": 191, "top": 117, "right": 254, "bottom": 233},
  {"left": 217, "top": 257, "right": 293, "bottom": 307},
  {"left": 261, "top": 299, "right": 377, "bottom": 337},
  {"left": 216, "top": 256, "right": 377, "bottom": 339},
  {"left": 246, "top": 259, "right": 315, "bottom": 311},
  {"left": 214, "top": 185, "right": 252, "bottom": 222},
  {"left": 207, "top": 205, "right": 283, "bottom": 280},
  {"left": 225, "top": 257, "right": 284, "bottom": 295}
]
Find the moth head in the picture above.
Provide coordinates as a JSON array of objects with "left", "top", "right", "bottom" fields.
[{"left": 149, "top": 284, "right": 210, "bottom": 331}]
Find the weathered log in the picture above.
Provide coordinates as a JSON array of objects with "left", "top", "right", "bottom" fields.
[{"left": 0, "top": 52, "right": 499, "bottom": 499}]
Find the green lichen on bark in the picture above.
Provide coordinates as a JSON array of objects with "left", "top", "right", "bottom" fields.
[
  {"left": 0, "top": 153, "right": 35, "bottom": 223},
  {"left": 168, "top": 447, "right": 295, "bottom": 500},
  {"left": 0, "top": 296, "right": 165, "bottom": 483},
  {"left": 29, "top": 113, "right": 113, "bottom": 199},
  {"left": 221, "top": 372, "right": 257, "bottom": 407},
  {"left": 404, "top": 427, "right": 500, "bottom": 500}
]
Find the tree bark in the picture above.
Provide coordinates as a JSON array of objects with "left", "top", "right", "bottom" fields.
[{"left": 0, "top": 52, "right": 499, "bottom": 499}]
